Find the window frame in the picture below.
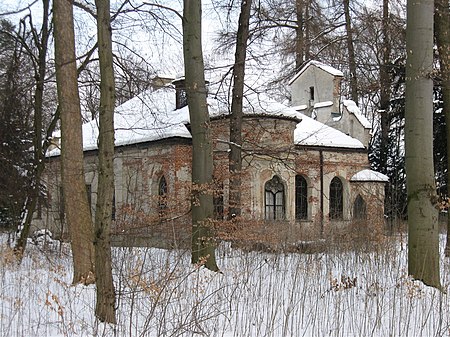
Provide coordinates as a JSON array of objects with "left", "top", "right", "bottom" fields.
[
  {"left": 295, "top": 175, "right": 308, "bottom": 220},
  {"left": 264, "top": 175, "right": 285, "bottom": 221},
  {"left": 329, "top": 177, "right": 343, "bottom": 220},
  {"left": 158, "top": 175, "right": 168, "bottom": 211},
  {"left": 309, "top": 86, "right": 315, "bottom": 101}
]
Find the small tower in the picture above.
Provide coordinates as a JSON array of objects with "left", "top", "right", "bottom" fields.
[
  {"left": 289, "top": 60, "right": 371, "bottom": 147},
  {"left": 289, "top": 60, "right": 343, "bottom": 121}
]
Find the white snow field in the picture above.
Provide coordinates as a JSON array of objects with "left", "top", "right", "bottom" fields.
[{"left": 0, "top": 234, "right": 449, "bottom": 337}]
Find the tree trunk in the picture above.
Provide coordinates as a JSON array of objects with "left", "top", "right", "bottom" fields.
[
  {"left": 405, "top": 0, "right": 441, "bottom": 288},
  {"left": 94, "top": 0, "right": 116, "bottom": 323},
  {"left": 343, "top": 0, "right": 358, "bottom": 103},
  {"left": 295, "top": 0, "right": 304, "bottom": 68},
  {"left": 14, "top": 0, "right": 50, "bottom": 258},
  {"left": 183, "top": 0, "right": 218, "bottom": 272},
  {"left": 378, "top": 0, "right": 391, "bottom": 173},
  {"left": 53, "top": 0, "right": 95, "bottom": 285},
  {"left": 434, "top": 0, "right": 450, "bottom": 257},
  {"left": 229, "top": 0, "right": 252, "bottom": 221},
  {"left": 304, "top": 0, "right": 311, "bottom": 61}
]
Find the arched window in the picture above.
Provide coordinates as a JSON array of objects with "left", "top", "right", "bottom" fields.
[
  {"left": 158, "top": 175, "right": 167, "bottom": 210},
  {"left": 353, "top": 194, "right": 366, "bottom": 220},
  {"left": 265, "top": 175, "right": 285, "bottom": 220},
  {"left": 330, "top": 177, "right": 343, "bottom": 219},
  {"left": 295, "top": 175, "right": 308, "bottom": 220}
]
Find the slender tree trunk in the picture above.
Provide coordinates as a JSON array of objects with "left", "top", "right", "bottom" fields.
[
  {"left": 183, "top": 0, "right": 218, "bottom": 272},
  {"left": 434, "top": 0, "right": 450, "bottom": 257},
  {"left": 405, "top": 0, "right": 441, "bottom": 288},
  {"left": 53, "top": 0, "right": 95, "bottom": 285},
  {"left": 295, "top": 0, "right": 304, "bottom": 68},
  {"left": 379, "top": 0, "right": 391, "bottom": 173},
  {"left": 343, "top": 0, "right": 358, "bottom": 103},
  {"left": 229, "top": 0, "right": 252, "bottom": 221},
  {"left": 14, "top": 0, "right": 50, "bottom": 258},
  {"left": 304, "top": 0, "right": 311, "bottom": 61},
  {"left": 94, "top": 0, "right": 116, "bottom": 323}
]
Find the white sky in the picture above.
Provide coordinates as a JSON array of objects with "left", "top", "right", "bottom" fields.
[{"left": 0, "top": 0, "right": 224, "bottom": 76}]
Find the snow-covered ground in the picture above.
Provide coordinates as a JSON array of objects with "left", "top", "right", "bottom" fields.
[{"left": 0, "top": 234, "right": 449, "bottom": 337}]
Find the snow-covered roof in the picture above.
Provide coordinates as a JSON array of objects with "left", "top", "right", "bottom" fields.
[
  {"left": 343, "top": 100, "right": 372, "bottom": 129},
  {"left": 208, "top": 91, "right": 301, "bottom": 120},
  {"left": 294, "top": 113, "right": 364, "bottom": 149},
  {"left": 48, "top": 86, "right": 306, "bottom": 157},
  {"left": 288, "top": 60, "right": 344, "bottom": 85},
  {"left": 48, "top": 87, "right": 191, "bottom": 157},
  {"left": 47, "top": 76, "right": 369, "bottom": 157},
  {"left": 351, "top": 169, "right": 389, "bottom": 182}
]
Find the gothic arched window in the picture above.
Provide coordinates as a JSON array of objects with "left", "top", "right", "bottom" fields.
[
  {"left": 295, "top": 175, "right": 308, "bottom": 220},
  {"left": 265, "top": 175, "right": 285, "bottom": 220},
  {"left": 158, "top": 175, "right": 167, "bottom": 211},
  {"left": 330, "top": 177, "right": 343, "bottom": 220}
]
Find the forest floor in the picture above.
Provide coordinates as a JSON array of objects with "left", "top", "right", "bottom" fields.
[{"left": 0, "top": 232, "right": 449, "bottom": 337}]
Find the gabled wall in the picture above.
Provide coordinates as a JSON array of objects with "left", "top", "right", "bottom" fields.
[
  {"left": 290, "top": 61, "right": 371, "bottom": 148},
  {"left": 290, "top": 62, "right": 342, "bottom": 117}
]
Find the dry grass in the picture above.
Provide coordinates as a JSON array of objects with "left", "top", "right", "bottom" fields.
[{"left": 0, "top": 229, "right": 449, "bottom": 337}]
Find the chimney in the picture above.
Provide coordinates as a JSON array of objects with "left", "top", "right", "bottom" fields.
[
  {"left": 172, "top": 77, "right": 188, "bottom": 110},
  {"left": 172, "top": 76, "right": 210, "bottom": 110}
]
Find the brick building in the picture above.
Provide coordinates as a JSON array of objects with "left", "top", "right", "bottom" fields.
[{"left": 35, "top": 61, "right": 388, "bottom": 247}]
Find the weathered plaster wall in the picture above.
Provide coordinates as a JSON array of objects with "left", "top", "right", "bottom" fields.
[
  {"left": 291, "top": 65, "right": 341, "bottom": 115},
  {"left": 36, "top": 114, "right": 384, "bottom": 246}
]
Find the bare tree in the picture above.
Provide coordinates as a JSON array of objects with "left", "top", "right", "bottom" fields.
[
  {"left": 94, "top": 0, "right": 116, "bottom": 323},
  {"left": 53, "top": 0, "right": 95, "bottom": 285},
  {"left": 228, "top": 0, "right": 252, "bottom": 221},
  {"left": 405, "top": 0, "right": 441, "bottom": 288},
  {"left": 183, "top": 0, "right": 219, "bottom": 271},
  {"left": 378, "top": 0, "right": 391, "bottom": 175},
  {"left": 343, "top": 0, "right": 358, "bottom": 103},
  {"left": 295, "top": 0, "right": 310, "bottom": 67},
  {"left": 13, "top": 0, "right": 53, "bottom": 258}
]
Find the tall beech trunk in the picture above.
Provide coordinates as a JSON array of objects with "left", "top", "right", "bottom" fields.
[
  {"left": 228, "top": 0, "right": 252, "bottom": 221},
  {"left": 434, "top": 0, "right": 450, "bottom": 257},
  {"left": 183, "top": 0, "right": 219, "bottom": 271},
  {"left": 405, "top": 0, "right": 441, "bottom": 288},
  {"left": 94, "top": 0, "right": 116, "bottom": 323},
  {"left": 53, "top": 0, "right": 95, "bottom": 285}
]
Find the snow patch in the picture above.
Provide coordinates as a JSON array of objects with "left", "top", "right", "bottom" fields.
[
  {"left": 343, "top": 100, "right": 372, "bottom": 129},
  {"left": 295, "top": 113, "right": 365, "bottom": 149},
  {"left": 351, "top": 169, "right": 389, "bottom": 182},
  {"left": 314, "top": 101, "right": 333, "bottom": 109}
]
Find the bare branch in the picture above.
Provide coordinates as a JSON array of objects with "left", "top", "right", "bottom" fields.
[
  {"left": 73, "top": 1, "right": 96, "bottom": 19},
  {"left": 0, "top": 0, "right": 38, "bottom": 17},
  {"left": 140, "top": 2, "right": 183, "bottom": 21}
]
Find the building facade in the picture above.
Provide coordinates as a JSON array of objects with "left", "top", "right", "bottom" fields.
[{"left": 34, "top": 61, "right": 388, "bottom": 247}]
